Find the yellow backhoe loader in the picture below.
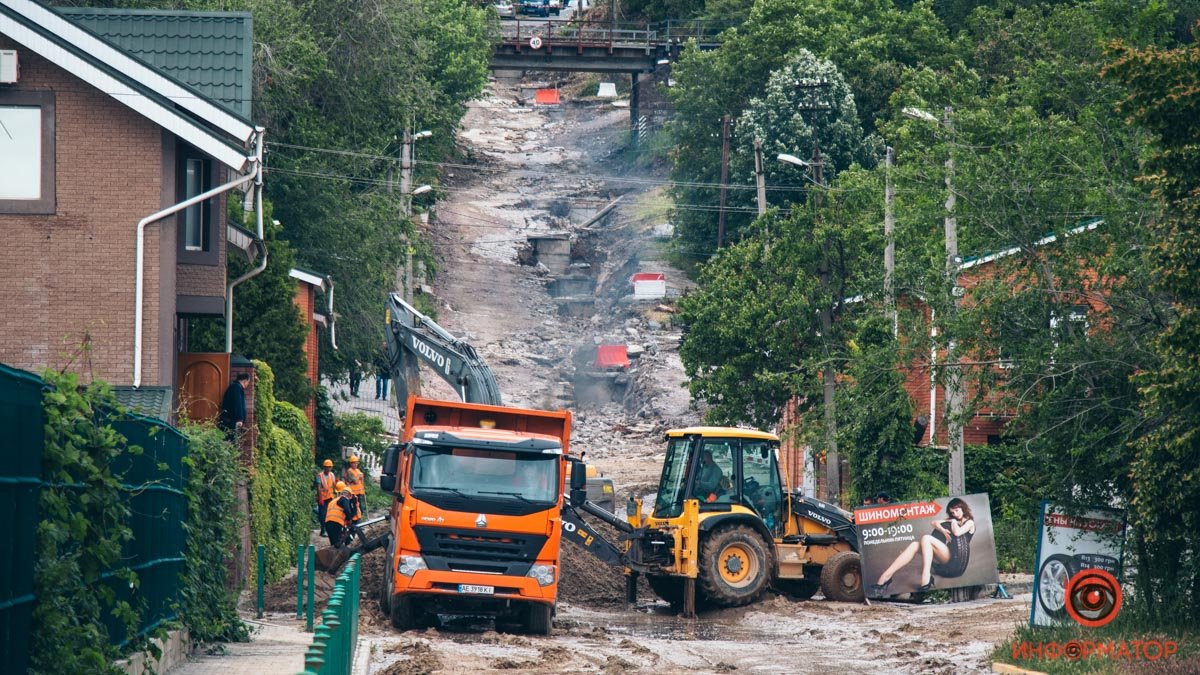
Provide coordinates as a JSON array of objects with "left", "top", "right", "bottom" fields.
[{"left": 566, "top": 426, "right": 864, "bottom": 615}]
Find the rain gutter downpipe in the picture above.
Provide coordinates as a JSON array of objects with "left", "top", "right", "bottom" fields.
[
  {"left": 327, "top": 279, "right": 338, "bottom": 350},
  {"left": 133, "top": 129, "right": 264, "bottom": 387},
  {"left": 225, "top": 130, "right": 268, "bottom": 353},
  {"left": 225, "top": 128, "right": 268, "bottom": 353}
]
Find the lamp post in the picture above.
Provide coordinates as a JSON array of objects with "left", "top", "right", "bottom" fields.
[
  {"left": 778, "top": 148, "right": 842, "bottom": 506},
  {"left": 399, "top": 129, "right": 432, "bottom": 301},
  {"left": 903, "top": 105, "right": 964, "bottom": 497}
]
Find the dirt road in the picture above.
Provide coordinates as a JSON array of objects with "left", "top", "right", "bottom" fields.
[{"left": 350, "top": 78, "right": 1029, "bottom": 673}]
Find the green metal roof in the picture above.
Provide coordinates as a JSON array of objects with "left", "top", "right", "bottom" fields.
[
  {"left": 112, "top": 386, "right": 174, "bottom": 423},
  {"left": 57, "top": 7, "right": 253, "bottom": 118}
]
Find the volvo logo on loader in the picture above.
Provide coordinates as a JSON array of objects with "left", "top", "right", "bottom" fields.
[
  {"left": 475, "top": 513, "right": 488, "bottom": 528},
  {"left": 411, "top": 335, "right": 452, "bottom": 375}
]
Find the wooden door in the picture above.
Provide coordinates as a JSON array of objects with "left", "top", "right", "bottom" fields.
[{"left": 178, "top": 352, "right": 230, "bottom": 424}]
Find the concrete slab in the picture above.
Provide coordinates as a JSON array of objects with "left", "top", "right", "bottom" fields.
[{"left": 166, "top": 616, "right": 314, "bottom": 675}]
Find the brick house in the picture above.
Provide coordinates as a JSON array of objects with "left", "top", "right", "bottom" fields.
[
  {"left": 290, "top": 267, "right": 335, "bottom": 435},
  {"left": 781, "top": 219, "right": 1105, "bottom": 500},
  {"left": 0, "top": 1, "right": 263, "bottom": 418}
]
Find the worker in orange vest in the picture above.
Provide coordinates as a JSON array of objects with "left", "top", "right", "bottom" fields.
[
  {"left": 344, "top": 455, "right": 367, "bottom": 518},
  {"left": 324, "top": 481, "right": 360, "bottom": 548},
  {"left": 315, "top": 459, "right": 337, "bottom": 537}
]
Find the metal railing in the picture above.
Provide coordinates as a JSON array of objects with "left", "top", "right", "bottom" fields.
[
  {"left": 492, "top": 18, "right": 732, "bottom": 49},
  {"left": 299, "top": 553, "right": 362, "bottom": 675}
]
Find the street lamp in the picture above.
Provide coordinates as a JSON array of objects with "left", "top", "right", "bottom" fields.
[
  {"left": 776, "top": 152, "right": 810, "bottom": 168},
  {"left": 903, "top": 104, "right": 965, "bottom": 499},
  {"left": 414, "top": 130, "right": 433, "bottom": 141},
  {"left": 411, "top": 184, "right": 433, "bottom": 196}
]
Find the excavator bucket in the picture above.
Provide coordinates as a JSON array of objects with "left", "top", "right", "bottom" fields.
[
  {"left": 315, "top": 517, "right": 392, "bottom": 573},
  {"left": 315, "top": 546, "right": 352, "bottom": 573}
]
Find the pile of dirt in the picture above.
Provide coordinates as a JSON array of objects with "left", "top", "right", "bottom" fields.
[
  {"left": 261, "top": 567, "right": 336, "bottom": 614},
  {"left": 377, "top": 640, "right": 443, "bottom": 675}
]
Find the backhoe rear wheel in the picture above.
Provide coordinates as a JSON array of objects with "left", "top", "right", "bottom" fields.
[
  {"left": 819, "top": 551, "right": 865, "bottom": 602},
  {"left": 698, "top": 525, "right": 773, "bottom": 607}
]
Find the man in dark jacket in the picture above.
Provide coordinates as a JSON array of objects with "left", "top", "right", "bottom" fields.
[{"left": 218, "top": 373, "right": 250, "bottom": 439}]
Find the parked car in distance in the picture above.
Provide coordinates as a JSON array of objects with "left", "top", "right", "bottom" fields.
[
  {"left": 547, "top": 0, "right": 562, "bottom": 14},
  {"left": 494, "top": 0, "right": 515, "bottom": 18},
  {"left": 521, "top": 0, "right": 550, "bottom": 17}
]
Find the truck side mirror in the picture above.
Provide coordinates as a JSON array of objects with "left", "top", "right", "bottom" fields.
[
  {"left": 383, "top": 444, "right": 401, "bottom": 475},
  {"left": 570, "top": 461, "right": 587, "bottom": 491},
  {"left": 380, "top": 474, "right": 396, "bottom": 492}
]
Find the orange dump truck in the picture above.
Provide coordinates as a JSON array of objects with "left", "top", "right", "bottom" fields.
[{"left": 377, "top": 396, "right": 572, "bottom": 634}]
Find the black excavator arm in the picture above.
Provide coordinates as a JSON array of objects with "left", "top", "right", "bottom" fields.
[{"left": 385, "top": 293, "right": 503, "bottom": 406}]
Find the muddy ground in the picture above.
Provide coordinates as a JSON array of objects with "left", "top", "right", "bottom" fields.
[{"left": 297, "top": 76, "right": 1033, "bottom": 673}]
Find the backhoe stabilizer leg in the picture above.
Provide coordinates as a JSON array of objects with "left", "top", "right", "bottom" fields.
[
  {"left": 625, "top": 571, "right": 639, "bottom": 604},
  {"left": 683, "top": 577, "right": 696, "bottom": 618}
]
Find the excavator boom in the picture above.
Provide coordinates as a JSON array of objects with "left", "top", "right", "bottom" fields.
[{"left": 385, "top": 293, "right": 502, "bottom": 406}]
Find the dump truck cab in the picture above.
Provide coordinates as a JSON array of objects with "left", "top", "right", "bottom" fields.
[
  {"left": 621, "top": 427, "right": 862, "bottom": 614},
  {"left": 379, "top": 397, "right": 571, "bottom": 634}
]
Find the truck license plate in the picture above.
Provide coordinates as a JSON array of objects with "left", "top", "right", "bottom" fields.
[{"left": 458, "top": 584, "right": 495, "bottom": 595}]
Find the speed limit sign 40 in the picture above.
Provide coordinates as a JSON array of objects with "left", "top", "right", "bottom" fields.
[{"left": 529, "top": 35, "right": 543, "bottom": 50}]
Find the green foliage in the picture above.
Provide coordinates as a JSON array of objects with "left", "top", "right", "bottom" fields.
[
  {"left": 249, "top": 361, "right": 313, "bottom": 583},
  {"left": 31, "top": 371, "right": 135, "bottom": 674},
  {"left": 177, "top": 422, "right": 249, "bottom": 643},
  {"left": 336, "top": 413, "right": 388, "bottom": 463},
  {"left": 190, "top": 215, "right": 312, "bottom": 408},
  {"left": 1104, "top": 35, "right": 1200, "bottom": 625},
  {"left": 274, "top": 399, "right": 314, "bottom": 452},
  {"left": 314, "top": 386, "right": 341, "bottom": 466}
]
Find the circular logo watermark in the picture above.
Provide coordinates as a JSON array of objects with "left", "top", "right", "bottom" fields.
[{"left": 1065, "top": 568, "right": 1122, "bottom": 628}]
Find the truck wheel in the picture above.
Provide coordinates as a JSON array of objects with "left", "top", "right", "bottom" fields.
[
  {"left": 774, "top": 578, "right": 820, "bottom": 600},
  {"left": 390, "top": 596, "right": 415, "bottom": 630},
  {"left": 819, "top": 551, "right": 864, "bottom": 602},
  {"left": 698, "top": 525, "right": 773, "bottom": 607},
  {"left": 646, "top": 574, "right": 685, "bottom": 608},
  {"left": 525, "top": 603, "right": 553, "bottom": 636}
]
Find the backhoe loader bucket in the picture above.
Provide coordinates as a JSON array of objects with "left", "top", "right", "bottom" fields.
[{"left": 315, "top": 517, "right": 391, "bottom": 573}]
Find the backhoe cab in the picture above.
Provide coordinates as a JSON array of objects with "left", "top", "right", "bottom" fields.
[{"left": 614, "top": 427, "right": 864, "bottom": 615}]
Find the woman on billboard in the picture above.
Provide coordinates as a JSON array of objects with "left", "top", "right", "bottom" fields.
[{"left": 869, "top": 498, "right": 976, "bottom": 593}]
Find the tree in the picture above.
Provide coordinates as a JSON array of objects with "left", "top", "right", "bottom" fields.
[{"left": 1104, "top": 33, "right": 1200, "bottom": 624}]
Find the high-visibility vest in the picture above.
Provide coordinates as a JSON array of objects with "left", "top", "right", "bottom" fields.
[
  {"left": 325, "top": 498, "right": 347, "bottom": 526},
  {"left": 316, "top": 472, "right": 336, "bottom": 503},
  {"left": 344, "top": 467, "right": 365, "bottom": 496}
]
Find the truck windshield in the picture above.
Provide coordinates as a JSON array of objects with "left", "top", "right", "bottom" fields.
[
  {"left": 411, "top": 445, "right": 559, "bottom": 504},
  {"left": 653, "top": 438, "right": 693, "bottom": 519}
]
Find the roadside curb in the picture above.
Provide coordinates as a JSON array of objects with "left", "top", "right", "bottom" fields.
[{"left": 353, "top": 637, "right": 375, "bottom": 675}]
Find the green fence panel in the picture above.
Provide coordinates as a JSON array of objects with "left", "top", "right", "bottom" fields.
[
  {"left": 299, "top": 554, "right": 361, "bottom": 675},
  {"left": 0, "top": 364, "right": 45, "bottom": 675},
  {"left": 105, "top": 415, "right": 189, "bottom": 646}
]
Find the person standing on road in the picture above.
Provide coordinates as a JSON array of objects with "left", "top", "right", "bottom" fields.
[
  {"left": 374, "top": 347, "right": 391, "bottom": 400},
  {"left": 218, "top": 372, "right": 251, "bottom": 441},
  {"left": 349, "top": 360, "right": 363, "bottom": 397},
  {"left": 315, "top": 459, "right": 337, "bottom": 536},
  {"left": 344, "top": 455, "right": 367, "bottom": 517}
]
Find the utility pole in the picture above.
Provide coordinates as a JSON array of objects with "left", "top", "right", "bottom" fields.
[
  {"left": 884, "top": 145, "right": 896, "bottom": 336},
  {"left": 753, "top": 138, "right": 767, "bottom": 216},
  {"left": 716, "top": 114, "right": 731, "bottom": 248},
  {"left": 809, "top": 145, "right": 840, "bottom": 505},
  {"left": 942, "top": 106, "right": 964, "bottom": 498},
  {"left": 399, "top": 125, "right": 414, "bottom": 303}
]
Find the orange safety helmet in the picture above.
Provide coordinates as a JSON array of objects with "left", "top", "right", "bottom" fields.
[
  {"left": 335, "top": 480, "right": 347, "bottom": 492},
  {"left": 322, "top": 459, "right": 334, "bottom": 468},
  {"left": 348, "top": 455, "right": 359, "bottom": 464}
]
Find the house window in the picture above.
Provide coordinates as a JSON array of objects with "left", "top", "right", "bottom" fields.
[
  {"left": 183, "top": 158, "right": 207, "bottom": 250},
  {"left": 177, "top": 145, "right": 219, "bottom": 265},
  {"left": 0, "top": 90, "right": 55, "bottom": 214}
]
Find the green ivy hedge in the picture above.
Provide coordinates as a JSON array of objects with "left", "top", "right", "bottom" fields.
[
  {"left": 250, "top": 361, "right": 315, "bottom": 583},
  {"left": 177, "top": 422, "right": 249, "bottom": 643},
  {"left": 32, "top": 371, "right": 136, "bottom": 674}
]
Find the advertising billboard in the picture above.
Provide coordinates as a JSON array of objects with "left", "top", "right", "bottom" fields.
[
  {"left": 856, "top": 493, "right": 999, "bottom": 598},
  {"left": 1030, "top": 502, "right": 1125, "bottom": 627}
]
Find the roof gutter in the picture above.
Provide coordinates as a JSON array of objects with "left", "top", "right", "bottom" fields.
[
  {"left": 225, "top": 128, "right": 268, "bottom": 352},
  {"left": 133, "top": 129, "right": 263, "bottom": 387}
]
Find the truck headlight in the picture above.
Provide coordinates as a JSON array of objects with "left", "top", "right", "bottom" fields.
[
  {"left": 527, "top": 564, "right": 556, "bottom": 586},
  {"left": 398, "top": 555, "right": 427, "bottom": 577}
]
